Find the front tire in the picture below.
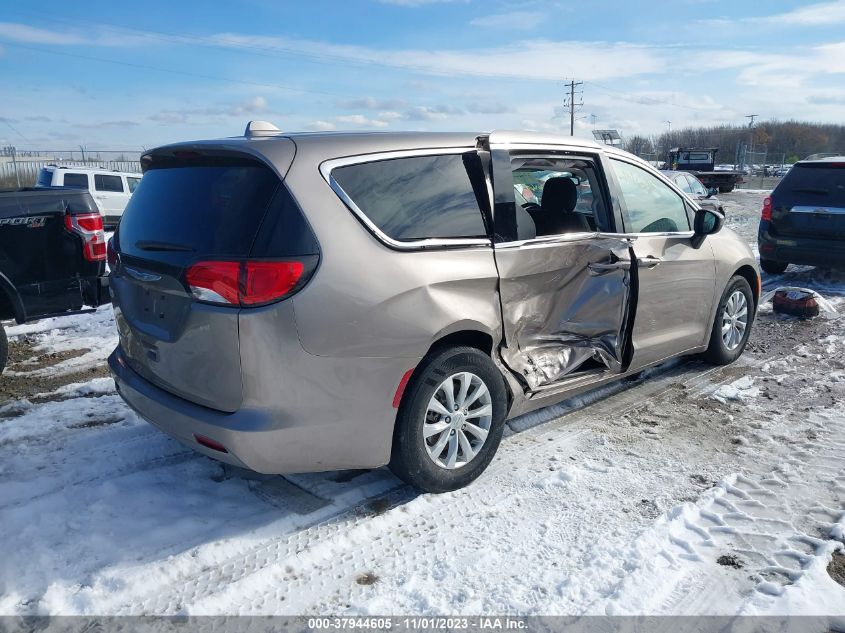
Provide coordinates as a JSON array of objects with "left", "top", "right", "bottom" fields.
[
  {"left": 703, "top": 276, "right": 754, "bottom": 365},
  {"left": 760, "top": 259, "right": 788, "bottom": 275},
  {"left": 389, "top": 346, "right": 508, "bottom": 493}
]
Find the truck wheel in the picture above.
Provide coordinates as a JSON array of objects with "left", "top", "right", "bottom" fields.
[
  {"left": 719, "top": 184, "right": 734, "bottom": 193},
  {"left": 0, "top": 324, "right": 7, "bottom": 375},
  {"left": 389, "top": 346, "right": 508, "bottom": 493},
  {"left": 760, "top": 259, "right": 788, "bottom": 275},
  {"left": 703, "top": 276, "right": 754, "bottom": 365}
]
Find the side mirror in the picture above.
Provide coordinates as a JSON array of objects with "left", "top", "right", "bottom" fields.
[
  {"left": 691, "top": 207, "right": 724, "bottom": 248},
  {"left": 707, "top": 187, "right": 718, "bottom": 198}
]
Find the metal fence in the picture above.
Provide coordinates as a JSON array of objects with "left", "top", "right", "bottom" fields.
[{"left": 0, "top": 147, "right": 142, "bottom": 189}]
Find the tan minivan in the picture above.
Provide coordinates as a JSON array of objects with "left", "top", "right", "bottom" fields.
[{"left": 108, "top": 123, "right": 759, "bottom": 492}]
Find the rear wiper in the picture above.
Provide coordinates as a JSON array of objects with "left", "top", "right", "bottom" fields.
[
  {"left": 135, "top": 240, "right": 195, "bottom": 252},
  {"left": 790, "top": 187, "right": 828, "bottom": 195}
]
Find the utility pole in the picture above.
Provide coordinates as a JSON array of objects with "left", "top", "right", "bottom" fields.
[
  {"left": 664, "top": 121, "right": 672, "bottom": 165},
  {"left": 563, "top": 80, "right": 583, "bottom": 136},
  {"left": 590, "top": 114, "right": 597, "bottom": 129},
  {"left": 745, "top": 114, "right": 758, "bottom": 172}
]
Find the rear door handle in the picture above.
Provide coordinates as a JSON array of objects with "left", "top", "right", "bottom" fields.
[{"left": 637, "top": 255, "right": 662, "bottom": 269}]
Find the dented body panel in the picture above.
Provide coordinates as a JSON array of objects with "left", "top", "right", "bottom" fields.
[{"left": 494, "top": 235, "right": 633, "bottom": 389}]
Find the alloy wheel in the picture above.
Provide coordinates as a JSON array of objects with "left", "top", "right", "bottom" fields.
[
  {"left": 424, "top": 372, "right": 493, "bottom": 470},
  {"left": 721, "top": 290, "right": 748, "bottom": 351}
]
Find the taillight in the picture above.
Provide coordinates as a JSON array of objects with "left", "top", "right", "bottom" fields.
[
  {"left": 761, "top": 197, "right": 773, "bottom": 221},
  {"left": 65, "top": 213, "right": 106, "bottom": 262},
  {"left": 185, "top": 260, "right": 309, "bottom": 306},
  {"left": 106, "top": 236, "right": 117, "bottom": 268}
]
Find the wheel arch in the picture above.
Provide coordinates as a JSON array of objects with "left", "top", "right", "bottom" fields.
[
  {"left": 0, "top": 273, "right": 25, "bottom": 323},
  {"left": 733, "top": 264, "right": 760, "bottom": 310}
]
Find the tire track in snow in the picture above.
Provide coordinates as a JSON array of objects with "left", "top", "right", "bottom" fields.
[{"left": 107, "top": 356, "right": 762, "bottom": 615}]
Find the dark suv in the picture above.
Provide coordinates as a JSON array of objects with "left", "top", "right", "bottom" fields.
[
  {"left": 758, "top": 156, "right": 845, "bottom": 274},
  {"left": 0, "top": 187, "right": 109, "bottom": 372}
]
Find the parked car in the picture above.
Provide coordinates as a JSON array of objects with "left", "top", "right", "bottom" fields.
[
  {"left": 108, "top": 123, "right": 759, "bottom": 493},
  {"left": 0, "top": 187, "right": 109, "bottom": 372},
  {"left": 36, "top": 166, "right": 142, "bottom": 228},
  {"left": 758, "top": 156, "right": 845, "bottom": 274},
  {"left": 665, "top": 170, "right": 724, "bottom": 214}
]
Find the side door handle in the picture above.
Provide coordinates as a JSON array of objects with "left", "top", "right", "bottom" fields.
[
  {"left": 588, "top": 259, "right": 631, "bottom": 274},
  {"left": 637, "top": 255, "right": 662, "bottom": 269}
]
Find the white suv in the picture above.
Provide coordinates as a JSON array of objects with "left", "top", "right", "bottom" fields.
[{"left": 36, "top": 166, "right": 142, "bottom": 227}]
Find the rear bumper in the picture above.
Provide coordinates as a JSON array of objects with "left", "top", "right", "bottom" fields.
[
  {"left": 758, "top": 227, "right": 845, "bottom": 266},
  {"left": 109, "top": 336, "right": 417, "bottom": 474},
  {"left": 110, "top": 348, "right": 267, "bottom": 470}
]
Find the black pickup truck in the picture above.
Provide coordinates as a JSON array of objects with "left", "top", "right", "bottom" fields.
[{"left": 0, "top": 187, "right": 109, "bottom": 373}]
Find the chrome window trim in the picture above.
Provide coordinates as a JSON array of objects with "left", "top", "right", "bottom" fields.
[
  {"left": 790, "top": 205, "right": 845, "bottom": 215},
  {"left": 495, "top": 231, "right": 600, "bottom": 249},
  {"left": 494, "top": 230, "right": 695, "bottom": 249},
  {"left": 319, "top": 147, "right": 493, "bottom": 252}
]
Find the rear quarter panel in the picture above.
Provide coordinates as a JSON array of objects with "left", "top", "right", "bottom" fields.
[{"left": 284, "top": 142, "right": 502, "bottom": 359}]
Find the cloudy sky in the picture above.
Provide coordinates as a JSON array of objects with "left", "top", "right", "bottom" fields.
[{"left": 1, "top": 0, "right": 844, "bottom": 150}]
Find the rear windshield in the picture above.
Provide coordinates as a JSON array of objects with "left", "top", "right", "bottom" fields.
[
  {"left": 118, "top": 159, "right": 280, "bottom": 262},
  {"left": 36, "top": 168, "right": 53, "bottom": 187},
  {"left": 331, "top": 153, "right": 488, "bottom": 241},
  {"left": 777, "top": 163, "right": 845, "bottom": 207}
]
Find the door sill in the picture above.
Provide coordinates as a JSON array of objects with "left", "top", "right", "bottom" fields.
[{"left": 527, "top": 367, "right": 611, "bottom": 399}]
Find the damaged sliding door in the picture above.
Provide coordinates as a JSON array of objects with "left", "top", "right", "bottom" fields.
[{"left": 489, "top": 144, "right": 634, "bottom": 391}]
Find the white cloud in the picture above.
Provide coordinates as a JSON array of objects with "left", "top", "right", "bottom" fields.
[
  {"left": 307, "top": 120, "right": 336, "bottom": 131},
  {"left": 0, "top": 22, "right": 149, "bottom": 46},
  {"left": 210, "top": 33, "right": 666, "bottom": 81},
  {"left": 336, "top": 96, "right": 407, "bottom": 110},
  {"left": 336, "top": 114, "right": 390, "bottom": 128},
  {"left": 229, "top": 96, "right": 268, "bottom": 115},
  {"left": 470, "top": 11, "right": 543, "bottom": 30},
  {"left": 761, "top": 0, "right": 845, "bottom": 25}
]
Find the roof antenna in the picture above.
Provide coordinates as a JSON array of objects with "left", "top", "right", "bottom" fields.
[{"left": 244, "top": 120, "right": 280, "bottom": 138}]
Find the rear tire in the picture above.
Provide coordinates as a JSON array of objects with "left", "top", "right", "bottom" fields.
[
  {"left": 389, "top": 346, "right": 507, "bottom": 493},
  {"left": 0, "top": 325, "right": 7, "bottom": 375},
  {"left": 703, "top": 276, "right": 754, "bottom": 365},
  {"left": 760, "top": 259, "right": 788, "bottom": 275}
]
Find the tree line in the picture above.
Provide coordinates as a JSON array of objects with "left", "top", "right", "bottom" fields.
[{"left": 624, "top": 120, "right": 845, "bottom": 165}]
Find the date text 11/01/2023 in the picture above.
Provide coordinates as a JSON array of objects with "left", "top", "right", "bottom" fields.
[{"left": 307, "top": 617, "right": 528, "bottom": 630}]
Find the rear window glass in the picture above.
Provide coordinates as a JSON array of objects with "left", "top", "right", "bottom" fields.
[
  {"left": 331, "top": 153, "right": 488, "bottom": 241},
  {"left": 126, "top": 176, "right": 141, "bottom": 193},
  {"left": 118, "top": 162, "right": 281, "bottom": 261},
  {"left": 62, "top": 173, "right": 89, "bottom": 188},
  {"left": 95, "top": 174, "right": 124, "bottom": 192},
  {"left": 778, "top": 163, "right": 845, "bottom": 207},
  {"left": 36, "top": 169, "right": 54, "bottom": 187}
]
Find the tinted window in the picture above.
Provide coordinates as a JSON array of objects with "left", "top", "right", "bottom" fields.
[
  {"left": 778, "top": 163, "right": 845, "bottom": 207},
  {"left": 95, "top": 174, "right": 124, "bottom": 192},
  {"left": 36, "top": 169, "right": 54, "bottom": 187},
  {"left": 611, "top": 159, "right": 691, "bottom": 233},
  {"left": 331, "top": 153, "right": 488, "bottom": 241},
  {"left": 62, "top": 172, "right": 89, "bottom": 188},
  {"left": 126, "top": 176, "right": 141, "bottom": 193},
  {"left": 118, "top": 162, "right": 282, "bottom": 263}
]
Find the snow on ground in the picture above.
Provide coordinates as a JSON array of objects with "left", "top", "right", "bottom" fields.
[{"left": 0, "top": 193, "right": 843, "bottom": 621}]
